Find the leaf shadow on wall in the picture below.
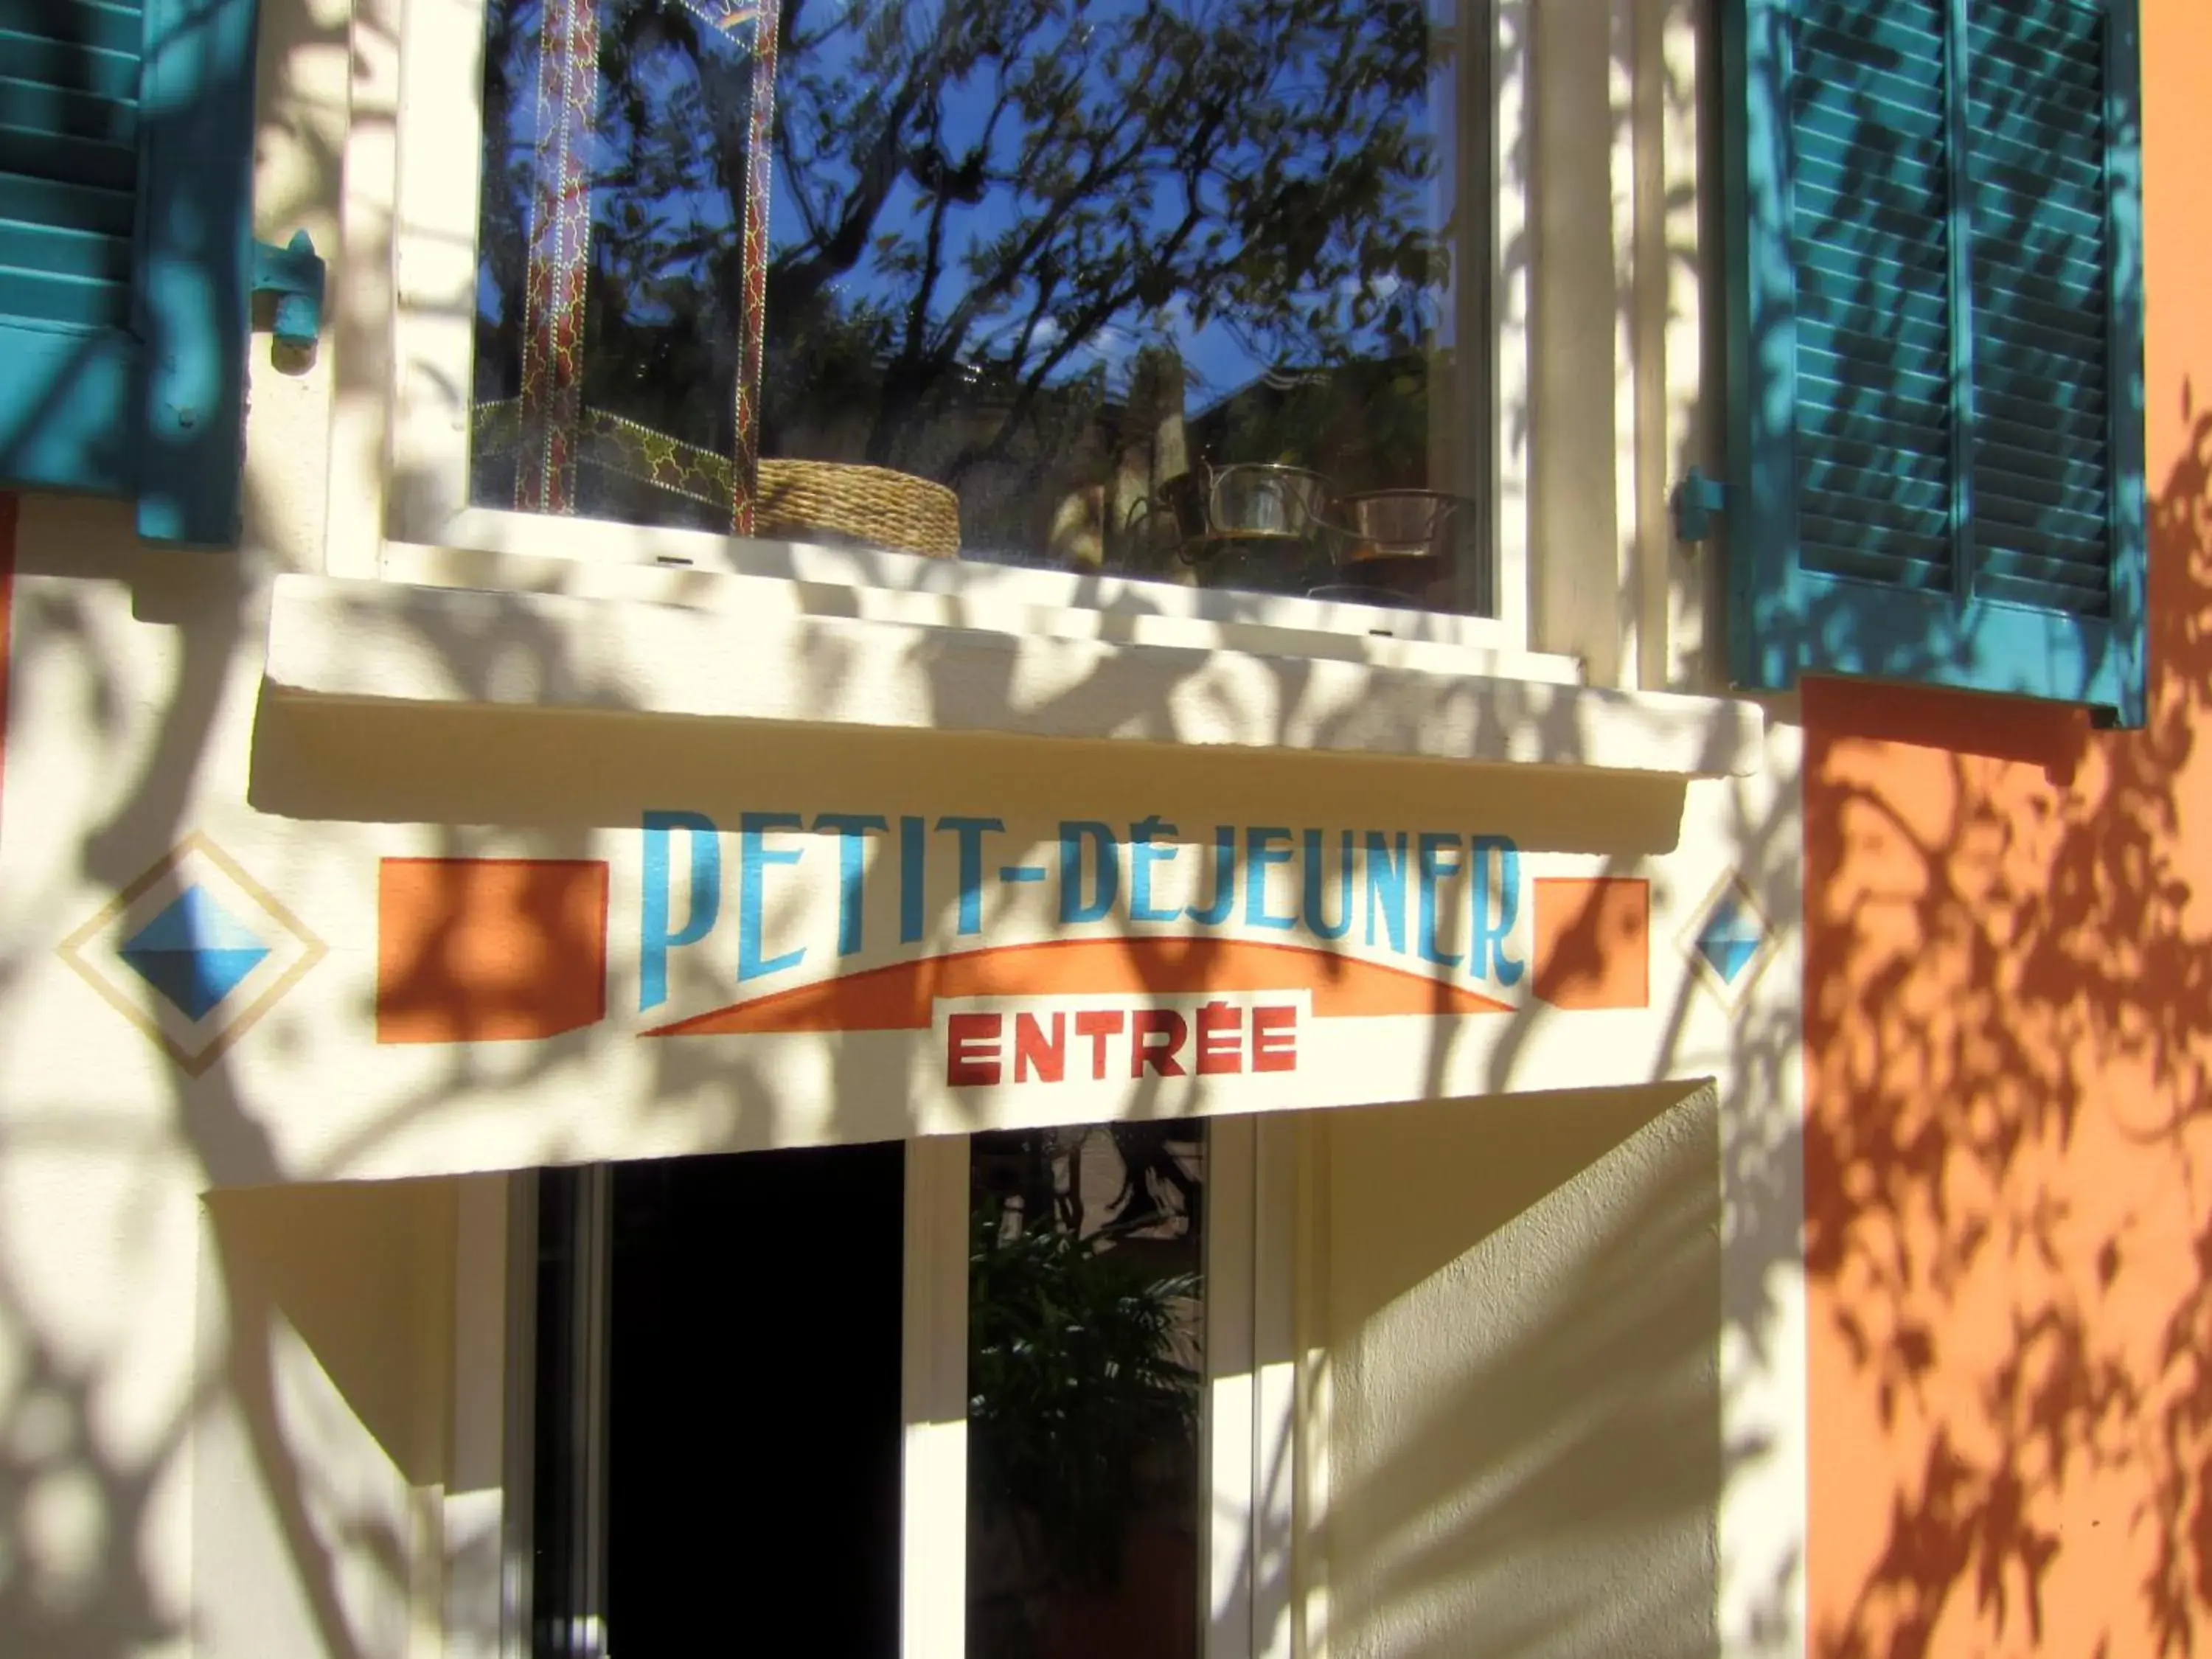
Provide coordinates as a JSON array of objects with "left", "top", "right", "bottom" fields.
[{"left": 1801, "top": 393, "right": 2212, "bottom": 1659}]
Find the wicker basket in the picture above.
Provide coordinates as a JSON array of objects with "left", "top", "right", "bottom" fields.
[{"left": 756, "top": 459, "right": 961, "bottom": 559}]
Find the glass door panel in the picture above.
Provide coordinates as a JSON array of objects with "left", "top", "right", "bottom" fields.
[{"left": 967, "top": 1124, "right": 1208, "bottom": 1659}]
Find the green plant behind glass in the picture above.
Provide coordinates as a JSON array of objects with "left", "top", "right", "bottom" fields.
[{"left": 967, "top": 1201, "right": 1201, "bottom": 1592}]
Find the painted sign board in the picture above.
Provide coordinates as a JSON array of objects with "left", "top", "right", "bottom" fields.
[
  {"left": 52, "top": 802, "right": 1770, "bottom": 1160},
  {"left": 585, "top": 806, "right": 1658, "bottom": 1121}
]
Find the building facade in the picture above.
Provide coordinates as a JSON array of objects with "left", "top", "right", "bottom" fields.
[{"left": 0, "top": 0, "right": 2190, "bottom": 1655}]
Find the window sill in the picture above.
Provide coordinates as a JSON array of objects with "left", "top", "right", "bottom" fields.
[
  {"left": 263, "top": 563, "right": 1765, "bottom": 778},
  {"left": 377, "top": 539, "right": 1565, "bottom": 681},
  {"left": 378, "top": 511, "right": 1536, "bottom": 655}
]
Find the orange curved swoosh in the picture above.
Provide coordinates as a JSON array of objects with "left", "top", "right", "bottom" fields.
[{"left": 643, "top": 936, "right": 1512, "bottom": 1037}]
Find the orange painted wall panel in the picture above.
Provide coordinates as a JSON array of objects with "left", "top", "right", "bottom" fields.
[
  {"left": 377, "top": 857, "right": 610, "bottom": 1043},
  {"left": 1804, "top": 1, "right": 2212, "bottom": 1652},
  {"left": 1530, "top": 876, "right": 1651, "bottom": 1009}
]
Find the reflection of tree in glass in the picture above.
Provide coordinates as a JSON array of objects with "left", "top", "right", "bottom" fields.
[
  {"left": 476, "top": 0, "right": 1451, "bottom": 557},
  {"left": 498, "top": 1, "right": 761, "bottom": 425},
  {"left": 585, "top": 0, "right": 754, "bottom": 451},
  {"left": 473, "top": 0, "right": 536, "bottom": 409},
  {"left": 762, "top": 0, "right": 1447, "bottom": 484},
  {"left": 476, "top": 0, "right": 769, "bottom": 521}
]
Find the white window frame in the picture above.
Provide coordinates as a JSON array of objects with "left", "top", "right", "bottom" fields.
[
  {"left": 380, "top": 0, "right": 1534, "bottom": 660},
  {"left": 448, "top": 1118, "right": 1301, "bottom": 1659}
]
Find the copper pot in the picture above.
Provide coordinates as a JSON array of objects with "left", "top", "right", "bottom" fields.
[
  {"left": 1337, "top": 490, "right": 1467, "bottom": 560},
  {"left": 1332, "top": 489, "right": 1494, "bottom": 616}
]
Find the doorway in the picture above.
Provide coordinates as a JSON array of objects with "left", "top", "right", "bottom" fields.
[
  {"left": 507, "top": 1119, "right": 1266, "bottom": 1659},
  {"left": 529, "top": 1141, "right": 906, "bottom": 1656}
]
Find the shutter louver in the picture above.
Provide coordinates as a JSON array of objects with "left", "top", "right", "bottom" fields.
[
  {"left": 0, "top": 0, "right": 263, "bottom": 545},
  {"left": 0, "top": 0, "right": 139, "bottom": 333},
  {"left": 1966, "top": 0, "right": 2115, "bottom": 618},
  {"left": 1789, "top": 0, "right": 1957, "bottom": 597}
]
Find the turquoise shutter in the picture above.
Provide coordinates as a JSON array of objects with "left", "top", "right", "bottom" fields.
[
  {"left": 0, "top": 0, "right": 261, "bottom": 546},
  {"left": 1723, "top": 0, "right": 2146, "bottom": 726}
]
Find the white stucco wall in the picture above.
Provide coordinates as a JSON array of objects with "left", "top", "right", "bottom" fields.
[{"left": 1316, "top": 1084, "right": 1723, "bottom": 1659}]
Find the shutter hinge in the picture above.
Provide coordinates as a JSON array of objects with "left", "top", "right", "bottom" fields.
[
  {"left": 1671, "top": 467, "right": 1730, "bottom": 545},
  {"left": 251, "top": 231, "right": 327, "bottom": 353}
]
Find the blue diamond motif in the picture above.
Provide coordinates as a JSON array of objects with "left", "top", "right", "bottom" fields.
[
  {"left": 1693, "top": 892, "right": 1764, "bottom": 986},
  {"left": 119, "top": 887, "right": 271, "bottom": 1020}
]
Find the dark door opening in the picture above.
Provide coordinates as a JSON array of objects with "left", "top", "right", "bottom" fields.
[{"left": 532, "top": 1141, "right": 906, "bottom": 1658}]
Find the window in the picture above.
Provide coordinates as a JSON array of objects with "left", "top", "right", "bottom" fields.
[
  {"left": 504, "top": 1120, "right": 1289, "bottom": 1658},
  {"left": 1722, "top": 0, "right": 2146, "bottom": 726},
  {"left": 0, "top": 0, "right": 263, "bottom": 545},
  {"left": 391, "top": 0, "right": 1526, "bottom": 650}
]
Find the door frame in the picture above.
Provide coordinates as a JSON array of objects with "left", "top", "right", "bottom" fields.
[{"left": 444, "top": 1117, "right": 1299, "bottom": 1658}]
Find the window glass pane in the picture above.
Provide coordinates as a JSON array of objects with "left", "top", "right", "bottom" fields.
[
  {"left": 472, "top": 0, "right": 1493, "bottom": 617},
  {"left": 968, "top": 1124, "right": 1207, "bottom": 1659},
  {"left": 474, "top": 0, "right": 765, "bottom": 529}
]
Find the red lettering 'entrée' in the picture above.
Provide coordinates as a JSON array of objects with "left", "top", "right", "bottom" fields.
[{"left": 942, "top": 1002, "right": 1301, "bottom": 1087}]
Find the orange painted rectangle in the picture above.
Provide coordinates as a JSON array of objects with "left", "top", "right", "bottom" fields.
[
  {"left": 377, "top": 857, "right": 609, "bottom": 1044},
  {"left": 1531, "top": 877, "right": 1649, "bottom": 1010}
]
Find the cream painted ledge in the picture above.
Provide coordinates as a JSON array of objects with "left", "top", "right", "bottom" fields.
[{"left": 262, "top": 573, "right": 1765, "bottom": 776}]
